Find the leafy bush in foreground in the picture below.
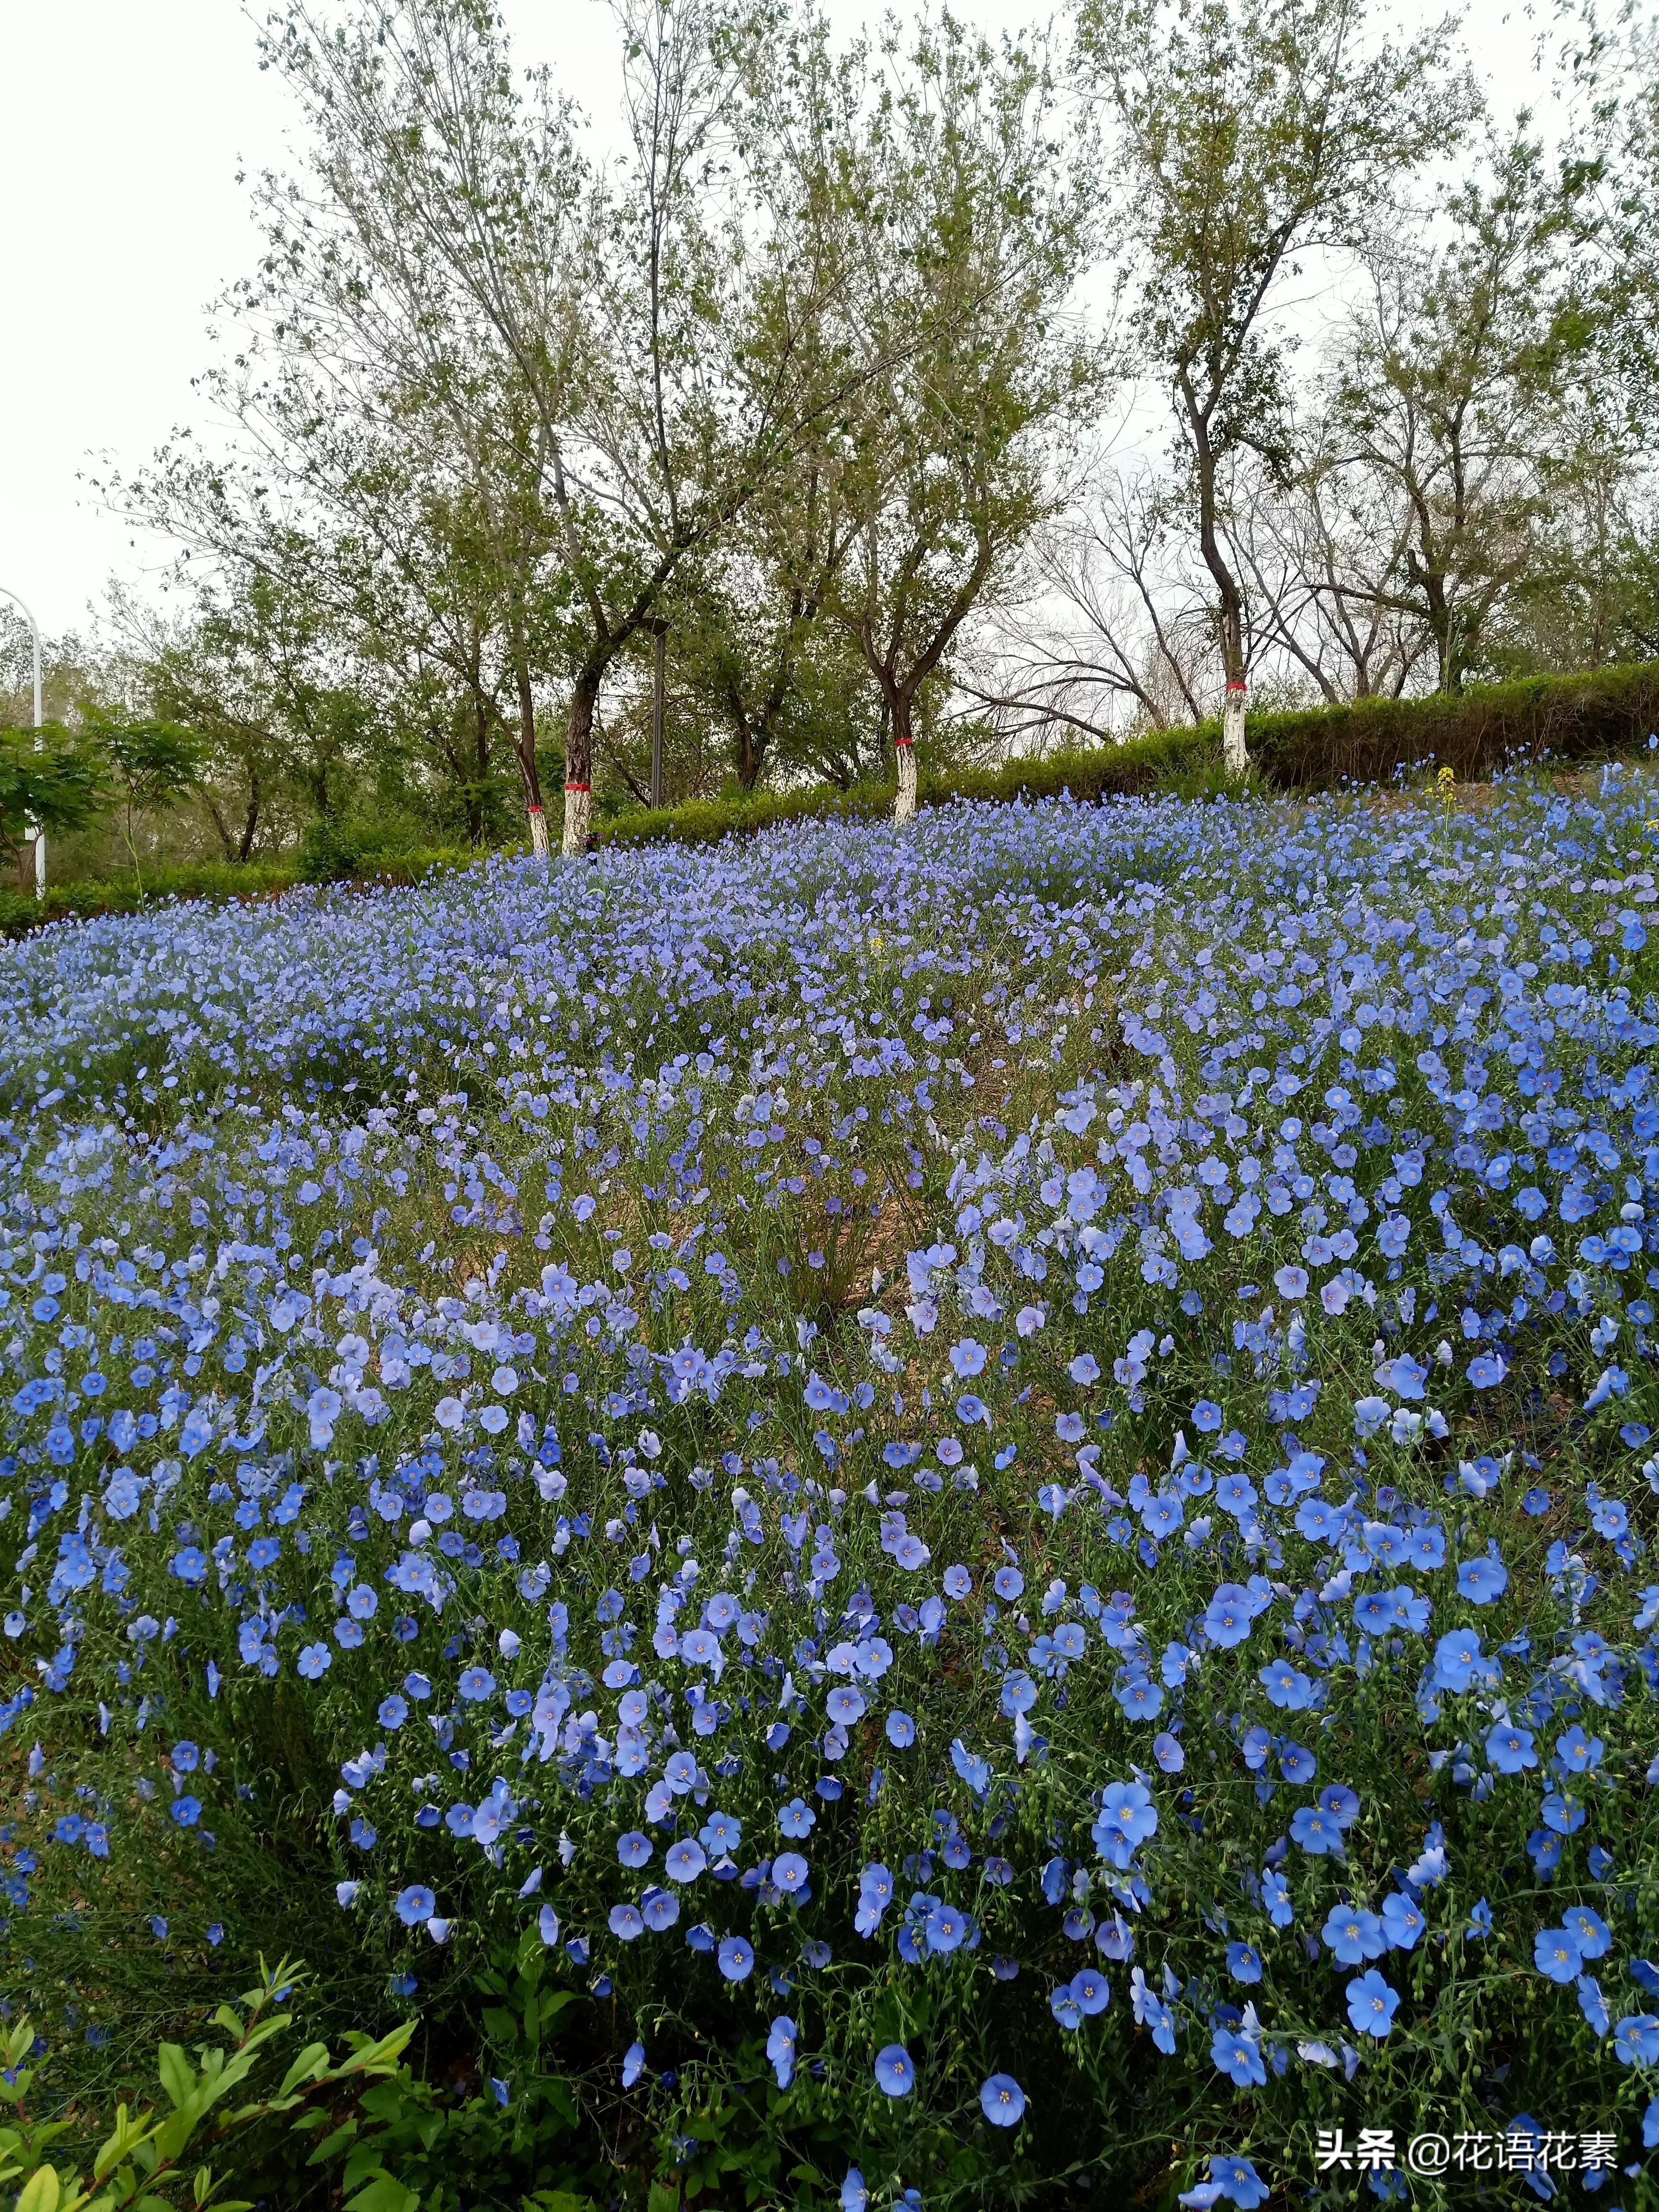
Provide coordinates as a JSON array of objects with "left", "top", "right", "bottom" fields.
[
  {"left": 0, "top": 1961, "right": 409, "bottom": 2212},
  {"left": 3, "top": 774, "right": 1659, "bottom": 2206}
]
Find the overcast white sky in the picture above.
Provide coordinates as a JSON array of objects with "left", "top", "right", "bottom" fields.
[{"left": 0, "top": 0, "right": 1561, "bottom": 641}]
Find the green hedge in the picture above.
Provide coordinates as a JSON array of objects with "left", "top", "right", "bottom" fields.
[
  {"left": 594, "top": 776, "right": 901, "bottom": 849},
  {"left": 591, "top": 725, "right": 1214, "bottom": 850},
  {"left": 1245, "top": 658, "right": 1659, "bottom": 786},
  {"left": 595, "top": 660, "right": 1659, "bottom": 849},
  {"left": 2, "top": 662, "right": 1655, "bottom": 932},
  {"left": 0, "top": 848, "right": 479, "bottom": 939}
]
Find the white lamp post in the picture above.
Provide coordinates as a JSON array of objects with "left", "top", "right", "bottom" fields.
[{"left": 0, "top": 584, "right": 45, "bottom": 899}]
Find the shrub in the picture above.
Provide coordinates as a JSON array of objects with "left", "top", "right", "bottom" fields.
[
  {"left": 0, "top": 866, "right": 299, "bottom": 940},
  {"left": 6, "top": 661, "right": 1657, "bottom": 928},
  {"left": 0, "top": 854, "right": 482, "bottom": 941},
  {"left": 589, "top": 733, "right": 1218, "bottom": 851},
  {"left": 1246, "top": 659, "right": 1659, "bottom": 788},
  {"left": 0, "top": 1961, "right": 411, "bottom": 2212},
  {"left": 593, "top": 777, "right": 898, "bottom": 851},
  {"left": 591, "top": 660, "right": 1659, "bottom": 850},
  {"left": 298, "top": 817, "right": 373, "bottom": 885}
]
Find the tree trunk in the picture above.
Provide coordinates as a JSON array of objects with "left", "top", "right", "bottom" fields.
[
  {"left": 1185, "top": 373, "right": 1250, "bottom": 775},
  {"left": 722, "top": 685, "right": 766, "bottom": 790},
  {"left": 733, "top": 592, "right": 817, "bottom": 790},
  {"left": 563, "top": 671, "right": 601, "bottom": 854},
  {"left": 1205, "top": 543, "right": 1249, "bottom": 774},
  {"left": 1222, "top": 684, "right": 1247, "bottom": 775},
  {"left": 1221, "top": 595, "right": 1248, "bottom": 776},
  {"left": 511, "top": 656, "right": 550, "bottom": 859},
  {"left": 472, "top": 695, "right": 492, "bottom": 846},
  {"left": 1412, "top": 558, "right": 1459, "bottom": 693},
  {"left": 208, "top": 785, "right": 262, "bottom": 863},
  {"left": 737, "top": 719, "right": 763, "bottom": 789},
  {"left": 892, "top": 685, "right": 918, "bottom": 824}
]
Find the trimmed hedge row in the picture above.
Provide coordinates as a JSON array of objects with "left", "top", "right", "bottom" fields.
[
  {"left": 592, "top": 724, "right": 1216, "bottom": 850},
  {"left": 0, "top": 849, "right": 475, "bottom": 939},
  {"left": 3, "top": 661, "right": 1655, "bottom": 930},
  {"left": 1246, "top": 658, "right": 1659, "bottom": 787},
  {"left": 596, "top": 661, "right": 1659, "bottom": 849}
]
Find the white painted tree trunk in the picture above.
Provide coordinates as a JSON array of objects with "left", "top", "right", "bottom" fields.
[
  {"left": 895, "top": 740, "right": 917, "bottom": 824},
  {"left": 1223, "top": 682, "right": 1249, "bottom": 777},
  {"left": 562, "top": 783, "right": 592, "bottom": 854},
  {"left": 527, "top": 803, "right": 551, "bottom": 860}
]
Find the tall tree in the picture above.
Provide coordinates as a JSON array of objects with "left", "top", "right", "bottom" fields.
[
  {"left": 121, "top": 403, "right": 536, "bottom": 847},
  {"left": 0, "top": 612, "right": 106, "bottom": 732},
  {"left": 964, "top": 467, "right": 1213, "bottom": 743},
  {"left": 1563, "top": 0, "right": 1659, "bottom": 441},
  {"left": 79, "top": 709, "right": 207, "bottom": 890},
  {"left": 808, "top": 11, "right": 1101, "bottom": 818},
  {"left": 1320, "top": 135, "right": 1597, "bottom": 690},
  {"left": 0, "top": 729, "right": 108, "bottom": 885},
  {"left": 1077, "top": 0, "right": 1472, "bottom": 769},
  {"left": 117, "top": 572, "right": 373, "bottom": 861},
  {"left": 258, "top": 0, "right": 883, "bottom": 852},
  {"left": 1229, "top": 434, "right": 1431, "bottom": 700},
  {"left": 672, "top": 448, "right": 865, "bottom": 791},
  {"left": 222, "top": 0, "right": 587, "bottom": 851}
]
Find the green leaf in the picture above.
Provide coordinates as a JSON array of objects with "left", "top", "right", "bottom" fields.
[
  {"left": 357, "top": 2084, "right": 421, "bottom": 2127},
  {"left": 0, "top": 724, "right": 110, "bottom": 847},
  {"left": 535, "top": 2077, "right": 580, "bottom": 2129},
  {"left": 93, "top": 2111, "right": 157, "bottom": 2183},
  {"left": 276, "top": 2043, "right": 330, "bottom": 2098},
  {"left": 155, "top": 2046, "right": 196, "bottom": 2115},
  {"left": 304, "top": 2120, "right": 360, "bottom": 2167},
  {"left": 332, "top": 2023, "right": 415, "bottom": 2077},
  {"left": 343, "top": 2169, "right": 421, "bottom": 2212},
  {"left": 228, "top": 2017, "right": 291, "bottom": 2065},
  {"left": 16, "top": 2165, "right": 62, "bottom": 2212},
  {"left": 341, "top": 2143, "right": 394, "bottom": 2190}
]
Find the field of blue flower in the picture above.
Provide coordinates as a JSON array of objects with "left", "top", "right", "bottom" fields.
[{"left": 4, "top": 769, "right": 1659, "bottom": 2211}]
